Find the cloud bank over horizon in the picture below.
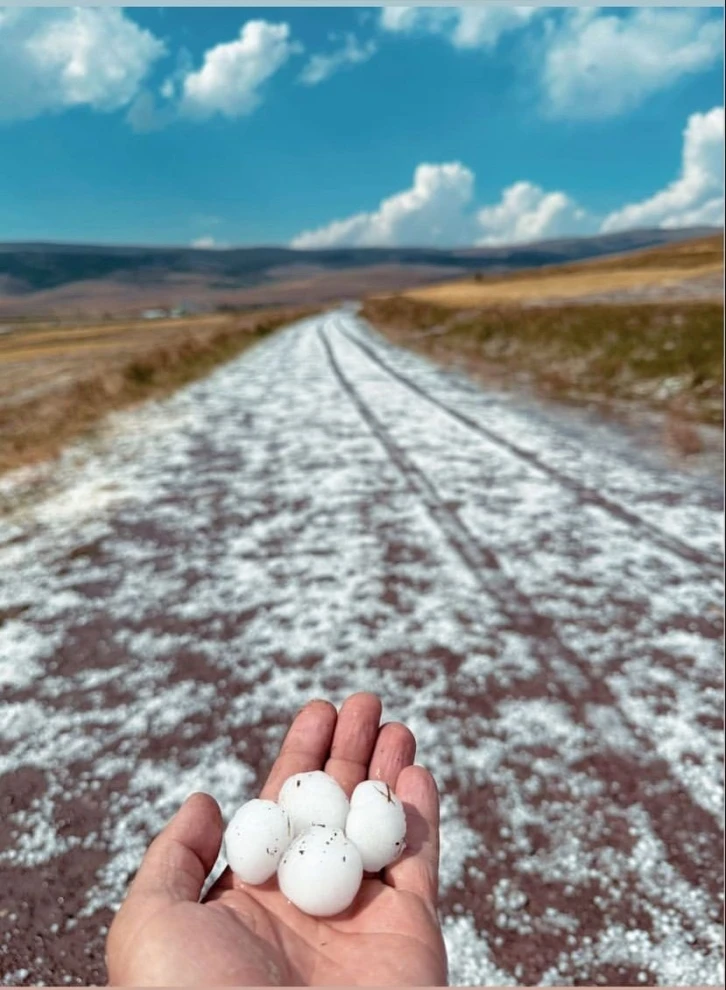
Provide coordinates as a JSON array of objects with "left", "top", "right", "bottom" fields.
[{"left": 291, "top": 106, "right": 724, "bottom": 249}]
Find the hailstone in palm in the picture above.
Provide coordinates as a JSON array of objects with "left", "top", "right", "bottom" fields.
[
  {"left": 278, "top": 770, "right": 350, "bottom": 836},
  {"left": 344, "top": 780, "right": 407, "bottom": 872},
  {"left": 221, "top": 770, "right": 409, "bottom": 918},
  {"left": 277, "top": 826, "right": 363, "bottom": 917},
  {"left": 223, "top": 799, "right": 292, "bottom": 885}
]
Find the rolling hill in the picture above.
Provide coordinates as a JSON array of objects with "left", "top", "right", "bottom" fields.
[{"left": 0, "top": 226, "right": 719, "bottom": 318}]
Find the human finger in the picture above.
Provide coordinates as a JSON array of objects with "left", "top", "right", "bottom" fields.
[
  {"left": 259, "top": 698, "right": 337, "bottom": 801},
  {"left": 383, "top": 765, "right": 440, "bottom": 907},
  {"left": 323, "top": 692, "right": 382, "bottom": 797},
  {"left": 368, "top": 721, "right": 416, "bottom": 788}
]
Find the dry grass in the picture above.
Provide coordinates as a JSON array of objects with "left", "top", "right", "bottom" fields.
[
  {"left": 404, "top": 234, "right": 724, "bottom": 307},
  {"left": 0, "top": 307, "right": 310, "bottom": 474},
  {"left": 480, "top": 233, "right": 723, "bottom": 278},
  {"left": 361, "top": 295, "right": 723, "bottom": 428}
]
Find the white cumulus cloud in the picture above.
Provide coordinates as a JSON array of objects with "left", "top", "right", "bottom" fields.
[
  {"left": 601, "top": 107, "right": 725, "bottom": 232},
  {"left": 452, "top": 7, "right": 539, "bottom": 49},
  {"left": 299, "top": 33, "right": 377, "bottom": 86},
  {"left": 0, "top": 8, "right": 165, "bottom": 122},
  {"left": 543, "top": 9, "right": 724, "bottom": 119},
  {"left": 291, "top": 163, "right": 592, "bottom": 249},
  {"left": 476, "top": 181, "right": 593, "bottom": 246},
  {"left": 191, "top": 236, "right": 218, "bottom": 249},
  {"left": 379, "top": 7, "right": 423, "bottom": 34},
  {"left": 291, "top": 162, "right": 476, "bottom": 249},
  {"left": 380, "top": 7, "right": 722, "bottom": 120},
  {"left": 180, "top": 20, "right": 301, "bottom": 119},
  {"left": 379, "top": 6, "right": 538, "bottom": 49}
]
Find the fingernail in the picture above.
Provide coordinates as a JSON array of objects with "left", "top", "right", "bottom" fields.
[{"left": 293, "top": 698, "right": 325, "bottom": 718}]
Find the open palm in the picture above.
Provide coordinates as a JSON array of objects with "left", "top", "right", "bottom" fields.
[{"left": 107, "top": 694, "right": 448, "bottom": 986}]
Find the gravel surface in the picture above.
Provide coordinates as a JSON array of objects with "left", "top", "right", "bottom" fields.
[{"left": 0, "top": 309, "right": 723, "bottom": 986}]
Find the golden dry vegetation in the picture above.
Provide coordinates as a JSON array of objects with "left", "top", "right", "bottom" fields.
[
  {"left": 402, "top": 234, "right": 724, "bottom": 307},
  {"left": 361, "top": 236, "right": 724, "bottom": 450},
  {"left": 0, "top": 307, "right": 310, "bottom": 474}
]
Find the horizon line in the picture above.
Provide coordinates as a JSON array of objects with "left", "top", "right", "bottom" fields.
[{"left": 0, "top": 225, "right": 721, "bottom": 254}]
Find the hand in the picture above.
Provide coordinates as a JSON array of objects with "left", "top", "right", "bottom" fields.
[{"left": 106, "top": 693, "right": 448, "bottom": 986}]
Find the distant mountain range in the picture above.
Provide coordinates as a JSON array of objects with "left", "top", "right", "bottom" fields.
[{"left": 0, "top": 226, "right": 718, "bottom": 318}]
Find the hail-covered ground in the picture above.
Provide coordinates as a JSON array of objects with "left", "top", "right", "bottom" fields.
[{"left": 0, "top": 309, "right": 723, "bottom": 987}]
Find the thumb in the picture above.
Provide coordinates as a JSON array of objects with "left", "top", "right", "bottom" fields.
[
  {"left": 106, "top": 793, "right": 224, "bottom": 983},
  {"left": 128, "top": 791, "right": 224, "bottom": 905}
]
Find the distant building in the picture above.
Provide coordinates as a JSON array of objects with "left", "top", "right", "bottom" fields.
[{"left": 141, "top": 309, "right": 167, "bottom": 320}]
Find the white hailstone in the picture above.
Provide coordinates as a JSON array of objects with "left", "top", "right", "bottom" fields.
[
  {"left": 223, "top": 799, "right": 292, "bottom": 885},
  {"left": 278, "top": 770, "right": 350, "bottom": 837},
  {"left": 277, "top": 826, "right": 363, "bottom": 917},
  {"left": 345, "top": 780, "right": 407, "bottom": 872}
]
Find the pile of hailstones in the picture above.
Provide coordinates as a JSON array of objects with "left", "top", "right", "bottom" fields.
[{"left": 223, "top": 771, "right": 407, "bottom": 917}]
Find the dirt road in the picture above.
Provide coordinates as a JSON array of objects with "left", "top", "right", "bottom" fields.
[{"left": 0, "top": 309, "right": 723, "bottom": 986}]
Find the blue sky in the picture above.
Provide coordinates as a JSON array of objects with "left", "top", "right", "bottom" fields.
[{"left": 0, "top": 6, "right": 723, "bottom": 248}]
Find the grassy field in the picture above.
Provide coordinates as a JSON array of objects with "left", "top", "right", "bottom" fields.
[
  {"left": 402, "top": 234, "right": 723, "bottom": 307},
  {"left": 0, "top": 308, "right": 309, "bottom": 474},
  {"left": 1, "top": 235, "right": 721, "bottom": 474},
  {"left": 361, "top": 240, "right": 723, "bottom": 450},
  {"left": 361, "top": 296, "right": 722, "bottom": 422}
]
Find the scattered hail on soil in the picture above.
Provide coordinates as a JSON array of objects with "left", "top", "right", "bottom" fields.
[
  {"left": 0, "top": 309, "right": 722, "bottom": 986},
  {"left": 223, "top": 771, "right": 406, "bottom": 915}
]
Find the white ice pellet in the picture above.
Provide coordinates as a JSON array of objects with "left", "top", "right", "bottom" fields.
[
  {"left": 223, "top": 799, "right": 292, "bottom": 884},
  {"left": 278, "top": 770, "right": 350, "bottom": 837},
  {"left": 345, "top": 779, "right": 407, "bottom": 872},
  {"left": 277, "top": 826, "right": 363, "bottom": 917}
]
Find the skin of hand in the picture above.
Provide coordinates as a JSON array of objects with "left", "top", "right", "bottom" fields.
[{"left": 106, "top": 692, "right": 448, "bottom": 986}]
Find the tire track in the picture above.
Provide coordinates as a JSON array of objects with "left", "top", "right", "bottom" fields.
[
  {"left": 0, "top": 312, "right": 721, "bottom": 987},
  {"left": 319, "top": 320, "right": 723, "bottom": 885},
  {"left": 334, "top": 316, "right": 721, "bottom": 578}
]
